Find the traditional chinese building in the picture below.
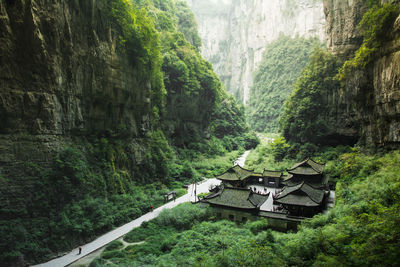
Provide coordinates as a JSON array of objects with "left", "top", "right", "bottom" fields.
[
  {"left": 208, "top": 158, "right": 331, "bottom": 226},
  {"left": 216, "top": 165, "right": 284, "bottom": 188},
  {"left": 263, "top": 170, "right": 283, "bottom": 188},
  {"left": 283, "top": 158, "right": 328, "bottom": 189},
  {"left": 216, "top": 165, "right": 260, "bottom": 187},
  {"left": 201, "top": 186, "right": 269, "bottom": 222},
  {"left": 273, "top": 181, "right": 327, "bottom": 217}
]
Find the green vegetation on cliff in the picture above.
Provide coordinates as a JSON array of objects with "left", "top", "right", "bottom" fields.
[
  {"left": 280, "top": 48, "right": 342, "bottom": 146},
  {"left": 0, "top": 0, "right": 256, "bottom": 265},
  {"left": 129, "top": 0, "right": 255, "bottom": 149},
  {"left": 247, "top": 36, "right": 322, "bottom": 133},
  {"left": 339, "top": 2, "right": 400, "bottom": 80}
]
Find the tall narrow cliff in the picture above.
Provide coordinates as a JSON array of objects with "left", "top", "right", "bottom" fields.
[
  {"left": 188, "top": 0, "right": 326, "bottom": 103},
  {"left": 281, "top": 0, "right": 400, "bottom": 148},
  {"left": 323, "top": 0, "right": 400, "bottom": 147}
]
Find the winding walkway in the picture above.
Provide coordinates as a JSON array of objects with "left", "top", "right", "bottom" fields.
[
  {"left": 34, "top": 150, "right": 250, "bottom": 267},
  {"left": 33, "top": 179, "right": 220, "bottom": 267}
]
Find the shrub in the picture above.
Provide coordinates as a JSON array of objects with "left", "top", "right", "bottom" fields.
[
  {"left": 155, "top": 203, "right": 211, "bottom": 230},
  {"left": 269, "top": 137, "right": 290, "bottom": 161},
  {"left": 101, "top": 250, "right": 126, "bottom": 259},
  {"left": 104, "top": 240, "right": 124, "bottom": 251},
  {"left": 245, "top": 219, "right": 269, "bottom": 234}
]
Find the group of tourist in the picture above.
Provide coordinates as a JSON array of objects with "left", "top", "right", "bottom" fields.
[{"left": 251, "top": 186, "right": 268, "bottom": 195}]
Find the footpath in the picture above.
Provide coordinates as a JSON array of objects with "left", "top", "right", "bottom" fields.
[
  {"left": 34, "top": 150, "right": 250, "bottom": 267},
  {"left": 33, "top": 179, "right": 219, "bottom": 267}
]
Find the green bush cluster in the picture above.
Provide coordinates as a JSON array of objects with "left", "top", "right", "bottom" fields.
[{"left": 0, "top": 141, "right": 185, "bottom": 264}]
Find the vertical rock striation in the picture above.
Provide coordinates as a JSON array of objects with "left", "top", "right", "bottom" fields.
[
  {"left": 188, "top": 0, "right": 326, "bottom": 103},
  {"left": 323, "top": 0, "right": 400, "bottom": 147},
  {"left": 0, "top": 0, "right": 154, "bottom": 219},
  {"left": 0, "top": 0, "right": 153, "bottom": 137}
]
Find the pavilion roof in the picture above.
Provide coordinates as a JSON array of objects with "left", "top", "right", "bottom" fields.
[
  {"left": 287, "top": 158, "right": 325, "bottom": 176},
  {"left": 204, "top": 187, "right": 269, "bottom": 209},
  {"left": 216, "top": 165, "right": 256, "bottom": 181},
  {"left": 275, "top": 182, "right": 324, "bottom": 207}
]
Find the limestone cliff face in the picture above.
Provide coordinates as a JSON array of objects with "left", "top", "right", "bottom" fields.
[
  {"left": 0, "top": 0, "right": 152, "bottom": 192},
  {"left": 188, "top": 0, "right": 326, "bottom": 103},
  {"left": 0, "top": 0, "right": 152, "bottom": 137},
  {"left": 323, "top": 0, "right": 367, "bottom": 57},
  {"left": 323, "top": 0, "right": 400, "bottom": 147}
]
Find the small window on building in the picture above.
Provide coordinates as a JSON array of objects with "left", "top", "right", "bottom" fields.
[
  {"left": 217, "top": 212, "right": 222, "bottom": 218},
  {"left": 228, "top": 214, "right": 234, "bottom": 221},
  {"left": 242, "top": 216, "right": 247, "bottom": 223}
]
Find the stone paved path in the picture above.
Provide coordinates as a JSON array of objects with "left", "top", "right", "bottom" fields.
[
  {"left": 34, "top": 150, "right": 250, "bottom": 267},
  {"left": 234, "top": 150, "right": 250, "bottom": 166},
  {"left": 33, "top": 178, "right": 220, "bottom": 267}
]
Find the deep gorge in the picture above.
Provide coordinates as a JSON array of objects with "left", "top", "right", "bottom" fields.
[{"left": 1, "top": 0, "right": 400, "bottom": 266}]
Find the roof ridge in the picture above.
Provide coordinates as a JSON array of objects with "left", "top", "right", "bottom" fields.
[
  {"left": 287, "top": 158, "right": 308, "bottom": 171},
  {"left": 301, "top": 183, "right": 324, "bottom": 204},
  {"left": 233, "top": 164, "right": 254, "bottom": 172},
  {"left": 308, "top": 165, "right": 321, "bottom": 173},
  {"left": 263, "top": 169, "right": 282, "bottom": 173},
  {"left": 308, "top": 158, "right": 325, "bottom": 166},
  {"left": 248, "top": 191, "right": 256, "bottom": 206},
  {"left": 275, "top": 181, "right": 304, "bottom": 199},
  {"left": 302, "top": 182, "right": 321, "bottom": 190},
  {"left": 215, "top": 168, "right": 233, "bottom": 179},
  {"left": 225, "top": 186, "right": 252, "bottom": 191}
]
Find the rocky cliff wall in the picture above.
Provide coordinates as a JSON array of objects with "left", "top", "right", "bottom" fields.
[
  {"left": 0, "top": 0, "right": 153, "bottom": 202},
  {"left": 188, "top": 0, "right": 326, "bottom": 104},
  {"left": 323, "top": 0, "right": 400, "bottom": 147},
  {"left": 0, "top": 0, "right": 153, "bottom": 137}
]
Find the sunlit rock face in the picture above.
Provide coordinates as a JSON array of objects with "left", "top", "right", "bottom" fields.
[{"left": 188, "top": 0, "right": 326, "bottom": 104}]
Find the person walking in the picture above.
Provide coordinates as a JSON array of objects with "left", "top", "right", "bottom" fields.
[
  {"left": 78, "top": 246, "right": 82, "bottom": 255},
  {"left": 151, "top": 205, "right": 154, "bottom": 212}
]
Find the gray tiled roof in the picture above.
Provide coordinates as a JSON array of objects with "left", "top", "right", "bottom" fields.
[
  {"left": 287, "top": 158, "right": 325, "bottom": 175},
  {"left": 204, "top": 187, "right": 269, "bottom": 209},
  {"left": 275, "top": 182, "right": 325, "bottom": 207},
  {"left": 216, "top": 165, "right": 256, "bottom": 181}
]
